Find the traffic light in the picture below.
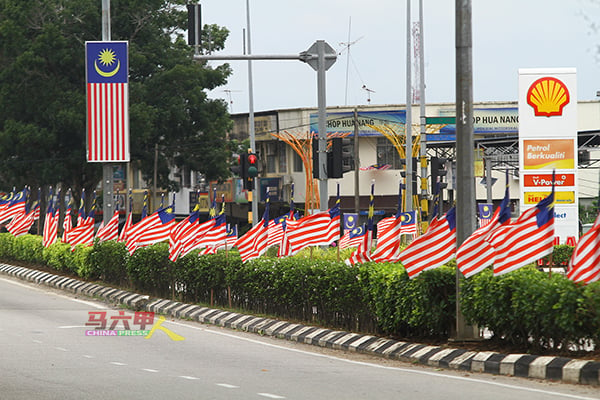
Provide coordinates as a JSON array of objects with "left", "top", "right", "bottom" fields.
[
  {"left": 243, "top": 152, "right": 258, "bottom": 190},
  {"left": 187, "top": 4, "right": 202, "bottom": 46},
  {"left": 312, "top": 139, "right": 321, "bottom": 179},
  {"left": 230, "top": 154, "right": 242, "bottom": 177},
  {"left": 399, "top": 158, "right": 418, "bottom": 193},
  {"left": 430, "top": 157, "right": 448, "bottom": 193},
  {"left": 327, "top": 137, "right": 354, "bottom": 179}
]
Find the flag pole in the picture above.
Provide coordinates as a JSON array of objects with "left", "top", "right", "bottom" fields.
[{"left": 101, "top": 0, "right": 115, "bottom": 226}]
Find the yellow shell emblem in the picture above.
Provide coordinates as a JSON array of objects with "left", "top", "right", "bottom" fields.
[{"left": 527, "top": 77, "right": 570, "bottom": 117}]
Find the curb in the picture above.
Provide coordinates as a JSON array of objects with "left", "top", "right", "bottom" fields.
[{"left": 1, "top": 262, "right": 598, "bottom": 386}]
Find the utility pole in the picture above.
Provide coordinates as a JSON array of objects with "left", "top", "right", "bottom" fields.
[
  {"left": 101, "top": 0, "right": 114, "bottom": 224},
  {"left": 245, "top": 0, "right": 258, "bottom": 225},
  {"left": 354, "top": 108, "right": 360, "bottom": 213},
  {"left": 455, "top": 0, "right": 478, "bottom": 340},
  {"left": 418, "top": 0, "right": 428, "bottom": 228},
  {"left": 405, "top": 0, "right": 413, "bottom": 210}
]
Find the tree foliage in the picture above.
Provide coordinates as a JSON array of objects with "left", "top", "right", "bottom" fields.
[{"left": 0, "top": 0, "right": 233, "bottom": 194}]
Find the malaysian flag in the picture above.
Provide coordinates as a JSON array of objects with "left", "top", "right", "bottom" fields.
[
  {"left": 567, "top": 212, "right": 600, "bottom": 284},
  {"left": 0, "top": 187, "right": 27, "bottom": 224},
  {"left": 210, "top": 223, "right": 239, "bottom": 252},
  {"left": 285, "top": 186, "right": 340, "bottom": 255},
  {"left": 457, "top": 172, "right": 511, "bottom": 278},
  {"left": 478, "top": 203, "right": 493, "bottom": 227},
  {"left": 489, "top": 180, "right": 555, "bottom": 276},
  {"left": 236, "top": 192, "right": 270, "bottom": 263},
  {"left": 96, "top": 210, "right": 119, "bottom": 242},
  {"left": 168, "top": 200, "right": 201, "bottom": 261},
  {"left": 85, "top": 41, "right": 129, "bottom": 162},
  {"left": 6, "top": 199, "right": 38, "bottom": 237},
  {"left": 343, "top": 213, "right": 359, "bottom": 232},
  {"left": 225, "top": 224, "right": 238, "bottom": 248},
  {"left": 0, "top": 192, "right": 12, "bottom": 218},
  {"left": 339, "top": 225, "right": 366, "bottom": 250},
  {"left": 126, "top": 202, "right": 176, "bottom": 255},
  {"left": 266, "top": 215, "right": 288, "bottom": 249},
  {"left": 66, "top": 191, "right": 96, "bottom": 250},
  {"left": 346, "top": 182, "right": 375, "bottom": 265},
  {"left": 42, "top": 187, "right": 59, "bottom": 248},
  {"left": 339, "top": 212, "right": 360, "bottom": 250},
  {"left": 277, "top": 184, "right": 300, "bottom": 258},
  {"left": 398, "top": 207, "right": 457, "bottom": 279},
  {"left": 370, "top": 183, "right": 413, "bottom": 263},
  {"left": 194, "top": 212, "right": 227, "bottom": 251},
  {"left": 359, "top": 164, "right": 391, "bottom": 171},
  {"left": 182, "top": 191, "right": 227, "bottom": 255}
]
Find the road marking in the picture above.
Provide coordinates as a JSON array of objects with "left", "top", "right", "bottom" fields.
[
  {"left": 257, "top": 393, "right": 285, "bottom": 399},
  {"left": 179, "top": 376, "right": 199, "bottom": 380},
  {"left": 83, "top": 355, "right": 94, "bottom": 359},
  {"left": 4, "top": 276, "right": 595, "bottom": 400},
  {"left": 110, "top": 362, "right": 127, "bottom": 366},
  {"left": 32, "top": 339, "right": 42, "bottom": 344},
  {"left": 55, "top": 347, "right": 68, "bottom": 352},
  {"left": 216, "top": 383, "right": 239, "bottom": 389},
  {"left": 168, "top": 323, "right": 599, "bottom": 400},
  {"left": 142, "top": 369, "right": 158, "bottom": 373}
]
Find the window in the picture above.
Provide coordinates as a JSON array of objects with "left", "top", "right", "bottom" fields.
[
  {"left": 278, "top": 142, "right": 287, "bottom": 173},
  {"left": 293, "top": 152, "right": 303, "bottom": 172},
  {"left": 376, "top": 137, "right": 402, "bottom": 169}
]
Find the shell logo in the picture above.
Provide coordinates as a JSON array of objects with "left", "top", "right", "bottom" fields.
[{"left": 526, "top": 77, "right": 570, "bottom": 117}]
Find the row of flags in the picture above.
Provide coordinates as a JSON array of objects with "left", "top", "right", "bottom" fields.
[
  {"left": 395, "top": 171, "right": 600, "bottom": 284},
  {"left": 1, "top": 178, "right": 598, "bottom": 284}
]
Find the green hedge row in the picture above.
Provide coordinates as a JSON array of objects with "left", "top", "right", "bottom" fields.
[{"left": 0, "top": 232, "right": 598, "bottom": 350}]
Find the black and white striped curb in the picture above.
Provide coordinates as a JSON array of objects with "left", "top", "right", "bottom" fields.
[{"left": 2, "top": 262, "right": 599, "bottom": 386}]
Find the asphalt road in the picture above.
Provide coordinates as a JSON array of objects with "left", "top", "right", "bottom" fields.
[{"left": 1, "top": 276, "right": 599, "bottom": 400}]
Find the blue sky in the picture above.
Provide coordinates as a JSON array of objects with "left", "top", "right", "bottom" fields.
[{"left": 201, "top": 0, "right": 600, "bottom": 114}]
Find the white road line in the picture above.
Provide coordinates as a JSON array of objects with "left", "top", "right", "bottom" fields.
[
  {"left": 257, "top": 393, "right": 286, "bottom": 399},
  {"left": 216, "top": 383, "right": 239, "bottom": 389},
  {"left": 179, "top": 376, "right": 199, "bottom": 380},
  {"left": 166, "top": 322, "right": 599, "bottom": 400},
  {"left": 110, "top": 362, "right": 127, "bottom": 366},
  {"left": 83, "top": 355, "right": 94, "bottom": 359},
  {"left": 55, "top": 347, "right": 68, "bottom": 352},
  {"left": 32, "top": 339, "right": 42, "bottom": 344},
  {"left": 142, "top": 369, "right": 158, "bottom": 373},
  {"left": 5, "top": 276, "right": 596, "bottom": 400}
]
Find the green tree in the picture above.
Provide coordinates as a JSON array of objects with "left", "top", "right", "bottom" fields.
[{"left": 0, "top": 0, "right": 232, "bottom": 194}]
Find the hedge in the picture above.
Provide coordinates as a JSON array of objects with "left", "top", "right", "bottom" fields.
[{"left": 0, "top": 232, "right": 598, "bottom": 351}]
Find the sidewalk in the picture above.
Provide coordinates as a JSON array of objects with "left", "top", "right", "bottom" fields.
[{"left": 1, "top": 262, "right": 598, "bottom": 386}]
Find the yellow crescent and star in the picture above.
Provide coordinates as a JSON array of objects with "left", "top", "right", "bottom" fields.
[{"left": 94, "top": 48, "right": 120, "bottom": 78}]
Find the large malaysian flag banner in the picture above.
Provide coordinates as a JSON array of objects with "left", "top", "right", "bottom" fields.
[{"left": 85, "top": 41, "right": 130, "bottom": 162}]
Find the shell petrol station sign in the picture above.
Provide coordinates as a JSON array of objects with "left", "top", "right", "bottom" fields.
[{"left": 518, "top": 68, "right": 578, "bottom": 243}]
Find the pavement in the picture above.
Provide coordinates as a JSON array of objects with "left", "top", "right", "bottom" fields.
[{"left": 1, "top": 262, "right": 599, "bottom": 386}]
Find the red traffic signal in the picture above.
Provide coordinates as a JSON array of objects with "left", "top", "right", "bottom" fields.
[{"left": 246, "top": 153, "right": 258, "bottom": 178}]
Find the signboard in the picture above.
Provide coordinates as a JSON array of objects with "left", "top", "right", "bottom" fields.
[
  {"left": 309, "top": 110, "right": 405, "bottom": 137},
  {"left": 518, "top": 68, "right": 578, "bottom": 243},
  {"left": 523, "top": 173, "right": 575, "bottom": 187},
  {"left": 522, "top": 139, "right": 575, "bottom": 170}
]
